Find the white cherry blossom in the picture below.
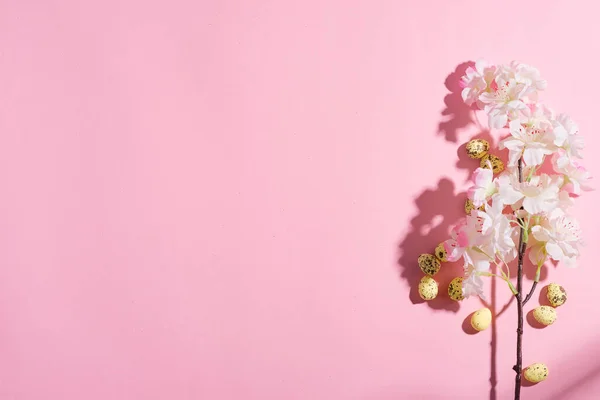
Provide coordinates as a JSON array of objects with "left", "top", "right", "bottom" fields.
[
  {"left": 500, "top": 119, "right": 555, "bottom": 167},
  {"left": 461, "top": 59, "right": 497, "bottom": 106},
  {"left": 462, "top": 265, "right": 486, "bottom": 300},
  {"left": 467, "top": 167, "right": 496, "bottom": 207},
  {"left": 531, "top": 209, "right": 583, "bottom": 267},
  {"left": 552, "top": 156, "right": 592, "bottom": 195},
  {"left": 552, "top": 114, "right": 584, "bottom": 169}
]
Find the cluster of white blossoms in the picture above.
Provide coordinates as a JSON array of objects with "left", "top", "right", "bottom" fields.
[{"left": 443, "top": 59, "right": 592, "bottom": 299}]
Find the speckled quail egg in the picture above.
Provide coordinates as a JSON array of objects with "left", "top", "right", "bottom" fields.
[
  {"left": 471, "top": 308, "right": 492, "bottom": 331},
  {"left": 448, "top": 277, "right": 465, "bottom": 301},
  {"left": 466, "top": 139, "right": 490, "bottom": 159},
  {"left": 434, "top": 243, "right": 448, "bottom": 262},
  {"left": 465, "top": 199, "right": 485, "bottom": 214},
  {"left": 546, "top": 283, "right": 567, "bottom": 307},
  {"left": 533, "top": 306, "right": 557, "bottom": 326},
  {"left": 418, "top": 254, "right": 441, "bottom": 276},
  {"left": 480, "top": 154, "right": 504, "bottom": 174},
  {"left": 524, "top": 363, "right": 549, "bottom": 383},
  {"left": 418, "top": 276, "right": 438, "bottom": 301}
]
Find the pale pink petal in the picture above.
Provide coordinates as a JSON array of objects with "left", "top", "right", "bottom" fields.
[
  {"left": 523, "top": 147, "right": 550, "bottom": 166},
  {"left": 545, "top": 242, "right": 564, "bottom": 261},
  {"left": 443, "top": 238, "right": 464, "bottom": 262},
  {"left": 473, "top": 167, "right": 493, "bottom": 187},
  {"left": 531, "top": 225, "right": 550, "bottom": 242},
  {"left": 528, "top": 244, "right": 547, "bottom": 266}
]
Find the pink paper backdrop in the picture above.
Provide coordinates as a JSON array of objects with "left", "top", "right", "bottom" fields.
[{"left": 2, "top": 0, "right": 600, "bottom": 399}]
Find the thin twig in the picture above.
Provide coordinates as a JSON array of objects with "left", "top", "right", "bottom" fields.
[{"left": 522, "top": 281, "right": 538, "bottom": 306}]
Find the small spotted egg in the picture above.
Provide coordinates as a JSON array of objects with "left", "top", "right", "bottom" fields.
[
  {"left": 546, "top": 283, "right": 567, "bottom": 307},
  {"left": 471, "top": 308, "right": 492, "bottom": 331},
  {"left": 434, "top": 243, "right": 448, "bottom": 262},
  {"left": 464, "top": 199, "right": 485, "bottom": 214},
  {"left": 524, "top": 363, "right": 549, "bottom": 383},
  {"left": 418, "top": 276, "right": 438, "bottom": 301},
  {"left": 533, "top": 306, "right": 557, "bottom": 326},
  {"left": 418, "top": 254, "right": 441, "bottom": 276},
  {"left": 448, "top": 277, "right": 465, "bottom": 301},
  {"left": 466, "top": 139, "right": 490, "bottom": 159},
  {"left": 480, "top": 154, "right": 505, "bottom": 174}
]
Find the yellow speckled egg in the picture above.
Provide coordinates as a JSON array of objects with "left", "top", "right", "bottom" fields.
[
  {"left": 546, "top": 283, "right": 567, "bottom": 307},
  {"left": 434, "top": 243, "right": 448, "bottom": 262},
  {"left": 465, "top": 198, "right": 476, "bottom": 214},
  {"left": 465, "top": 199, "right": 485, "bottom": 215},
  {"left": 524, "top": 363, "right": 549, "bottom": 383},
  {"left": 471, "top": 308, "right": 492, "bottom": 331},
  {"left": 466, "top": 139, "right": 490, "bottom": 159},
  {"left": 464, "top": 199, "right": 485, "bottom": 214},
  {"left": 418, "top": 276, "right": 438, "bottom": 300},
  {"left": 533, "top": 306, "right": 557, "bottom": 326},
  {"left": 418, "top": 254, "right": 441, "bottom": 276},
  {"left": 480, "top": 154, "right": 504, "bottom": 174},
  {"left": 448, "top": 277, "right": 464, "bottom": 301}
]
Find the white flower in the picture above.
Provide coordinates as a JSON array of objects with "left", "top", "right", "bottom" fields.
[
  {"left": 477, "top": 61, "right": 547, "bottom": 128},
  {"left": 467, "top": 167, "right": 496, "bottom": 207},
  {"left": 495, "top": 173, "right": 561, "bottom": 215},
  {"left": 483, "top": 200, "right": 518, "bottom": 262},
  {"left": 462, "top": 247, "right": 492, "bottom": 274},
  {"left": 552, "top": 114, "right": 580, "bottom": 148},
  {"left": 494, "top": 173, "right": 525, "bottom": 207},
  {"left": 444, "top": 213, "right": 494, "bottom": 275},
  {"left": 552, "top": 114, "right": 584, "bottom": 168},
  {"left": 496, "top": 62, "right": 547, "bottom": 98},
  {"left": 443, "top": 212, "right": 493, "bottom": 273},
  {"left": 511, "top": 62, "right": 547, "bottom": 96},
  {"left": 552, "top": 156, "right": 593, "bottom": 195},
  {"left": 460, "top": 202, "right": 517, "bottom": 301},
  {"left": 479, "top": 81, "right": 527, "bottom": 128},
  {"left": 519, "top": 103, "right": 554, "bottom": 130},
  {"left": 444, "top": 219, "right": 470, "bottom": 262},
  {"left": 500, "top": 119, "right": 555, "bottom": 167},
  {"left": 519, "top": 174, "right": 562, "bottom": 215},
  {"left": 463, "top": 265, "right": 486, "bottom": 300},
  {"left": 461, "top": 59, "right": 497, "bottom": 106},
  {"left": 531, "top": 209, "right": 583, "bottom": 267},
  {"left": 557, "top": 190, "right": 575, "bottom": 210}
]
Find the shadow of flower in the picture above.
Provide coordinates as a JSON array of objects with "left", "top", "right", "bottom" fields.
[
  {"left": 397, "top": 178, "right": 465, "bottom": 313},
  {"left": 438, "top": 61, "right": 477, "bottom": 143}
]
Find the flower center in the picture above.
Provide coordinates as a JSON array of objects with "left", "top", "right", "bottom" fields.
[{"left": 494, "top": 81, "right": 511, "bottom": 103}]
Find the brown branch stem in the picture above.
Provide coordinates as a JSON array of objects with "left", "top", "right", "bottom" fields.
[{"left": 512, "top": 158, "right": 527, "bottom": 400}]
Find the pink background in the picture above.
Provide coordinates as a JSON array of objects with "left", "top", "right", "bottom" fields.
[{"left": 1, "top": 0, "right": 600, "bottom": 399}]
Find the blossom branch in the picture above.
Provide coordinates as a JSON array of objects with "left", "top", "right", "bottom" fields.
[{"left": 427, "top": 59, "right": 588, "bottom": 396}]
